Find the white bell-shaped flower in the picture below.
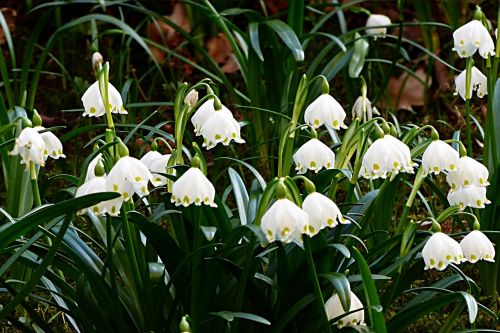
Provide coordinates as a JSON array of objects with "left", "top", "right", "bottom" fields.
[
  {"left": 302, "top": 192, "right": 348, "bottom": 236},
  {"left": 365, "top": 14, "right": 391, "bottom": 40},
  {"left": 454, "top": 66, "right": 487, "bottom": 101},
  {"left": 421, "top": 140, "right": 459, "bottom": 175},
  {"left": 200, "top": 110, "right": 245, "bottom": 150},
  {"left": 107, "top": 156, "right": 158, "bottom": 202},
  {"left": 140, "top": 151, "right": 172, "bottom": 185},
  {"left": 81, "top": 81, "right": 127, "bottom": 117},
  {"left": 85, "top": 153, "right": 105, "bottom": 182},
  {"left": 304, "top": 94, "right": 347, "bottom": 130},
  {"left": 260, "top": 198, "right": 308, "bottom": 245},
  {"left": 453, "top": 20, "right": 495, "bottom": 58},
  {"left": 34, "top": 126, "right": 65, "bottom": 161},
  {"left": 446, "top": 156, "right": 489, "bottom": 190},
  {"left": 293, "top": 139, "right": 335, "bottom": 174},
  {"left": 361, "top": 134, "right": 416, "bottom": 179},
  {"left": 171, "top": 167, "right": 217, "bottom": 207},
  {"left": 325, "top": 291, "right": 365, "bottom": 328},
  {"left": 352, "top": 96, "right": 378, "bottom": 120},
  {"left": 9, "top": 127, "right": 46, "bottom": 167},
  {"left": 190, "top": 99, "right": 233, "bottom": 135},
  {"left": 75, "top": 176, "right": 123, "bottom": 216},
  {"left": 422, "top": 232, "right": 465, "bottom": 270},
  {"left": 447, "top": 185, "right": 491, "bottom": 209},
  {"left": 460, "top": 230, "right": 495, "bottom": 263}
]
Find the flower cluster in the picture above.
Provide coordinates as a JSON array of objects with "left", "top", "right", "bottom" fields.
[
  {"left": 191, "top": 98, "right": 245, "bottom": 150},
  {"left": 422, "top": 229, "right": 495, "bottom": 271}
]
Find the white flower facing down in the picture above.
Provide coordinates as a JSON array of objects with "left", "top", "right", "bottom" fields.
[
  {"left": 190, "top": 99, "right": 233, "bottom": 135},
  {"left": 422, "top": 232, "right": 465, "bottom": 270},
  {"left": 293, "top": 139, "right": 335, "bottom": 174},
  {"left": 421, "top": 140, "right": 459, "bottom": 175},
  {"left": 171, "top": 167, "right": 217, "bottom": 207},
  {"left": 325, "top": 291, "right": 365, "bottom": 328},
  {"left": 304, "top": 94, "right": 347, "bottom": 130},
  {"left": 460, "top": 230, "right": 495, "bottom": 263},
  {"left": 140, "top": 151, "right": 172, "bottom": 185},
  {"left": 81, "top": 81, "right": 127, "bottom": 117},
  {"left": 447, "top": 185, "right": 491, "bottom": 209},
  {"left": 10, "top": 127, "right": 46, "bottom": 167},
  {"left": 200, "top": 110, "right": 245, "bottom": 150},
  {"left": 446, "top": 156, "right": 489, "bottom": 190},
  {"left": 302, "top": 192, "right": 348, "bottom": 236},
  {"left": 453, "top": 20, "right": 495, "bottom": 58},
  {"left": 260, "top": 198, "right": 308, "bottom": 245},
  {"left": 34, "top": 127, "right": 65, "bottom": 161},
  {"left": 365, "top": 14, "right": 391, "bottom": 40},
  {"left": 75, "top": 176, "right": 123, "bottom": 217},
  {"left": 454, "top": 66, "right": 487, "bottom": 101},
  {"left": 107, "top": 156, "right": 159, "bottom": 203},
  {"left": 352, "top": 96, "right": 378, "bottom": 120},
  {"left": 361, "top": 134, "right": 417, "bottom": 179}
]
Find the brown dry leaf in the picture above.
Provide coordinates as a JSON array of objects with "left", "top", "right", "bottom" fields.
[
  {"left": 0, "top": 8, "right": 17, "bottom": 45},
  {"left": 147, "top": 2, "right": 191, "bottom": 63},
  {"left": 206, "top": 32, "right": 239, "bottom": 74},
  {"left": 388, "top": 67, "right": 431, "bottom": 111},
  {"left": 434, "top": 59, "right": 450, "bottom": 92}
]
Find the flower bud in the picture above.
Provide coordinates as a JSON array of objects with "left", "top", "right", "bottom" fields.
[
  {"left": 184, "top": 89, "right": 199, "bottom": 107},
  {"left": 92, "top": 52, "right": 104, "bottom": 71},
  {"left": 179, "top": 315, "right": 191, "bottom": 333}
]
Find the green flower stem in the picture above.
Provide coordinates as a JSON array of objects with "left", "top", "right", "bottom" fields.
[
  {"left": 99, "top": 63, "right": 115, "bottom": 132},
  {"left": 29, "top": 162, "right": 41, "bottom": 207},
  {"left": 120, "top": 202, "right": 145, "bottom": 328},
  {"left": 304, "top": 236, "right": 332, "bottom": 333},
  {"left": 465, "top": 57, "right": 473, "bottom": 156},
  {"left": 438, "top": 301, "right": 465, "bottom": 333},
  {"left": 395, "top": 167, "right": 425, "bottom": 234},
  {"left": 191, "top": 207, "right": 202, "bottom": 322}
]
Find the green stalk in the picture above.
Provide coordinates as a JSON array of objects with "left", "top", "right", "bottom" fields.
[
  {"left": 396, "top": 167, "right": 425, "bottom": 234},
  {"left": 464, "top": 57, "right": 473, "bottom": 156},
  {"left": 30, "top": 162, "right": 41, "bottom": 207},
  {"left": 438, "top": 302, "right": 465, "bottom": 333},
  {"left": 191, "top": 207, "right": 202, "bottom": 322},
  {"left": 304, "top": 236, "right": 332, "bottom": 333}
]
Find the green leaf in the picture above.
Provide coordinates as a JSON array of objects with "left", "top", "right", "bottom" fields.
[
  {"left": 209, "top": 311, "right": 271, "bottom": 325},
  {"left": 228, "top": 168, "right": 249, "bottom": 225},
  {"left": 351, "top": 247, "right": 387, "bottom": 333},
  {"left": 319, "top": 273, "right": 351, "bottom": 312},
  {"left": 264, "top": 20, "right": 304, "bottom": 61},
  {"left": 349, "top": 33, "right": 369, "bottom": 78},
  {"left": 249, "top": 22, "right": 264, "bottom": 61}
]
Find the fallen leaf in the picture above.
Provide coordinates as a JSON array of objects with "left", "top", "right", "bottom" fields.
[
  {"left": 0, "top": 8, "right": 17, "bottom": 45},
  {"left": 388, "top": 67, "right": 431, "bottom": 111},
  {"left": 147, "top": 2, "right": 191, "bottom": 63},
  {"left": 206, "top": 32, "right": 239, "bottom": 74}
]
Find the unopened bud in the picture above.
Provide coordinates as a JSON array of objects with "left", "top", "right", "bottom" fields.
[
  {"left": 184, "top": 89, "right": 199, "bottom": 107},
  {"left": 92, "top": 52, "right": 104, "bottom": 72},
  {"left": 179, "top": 315, "right": 191, "bottom": 333}
]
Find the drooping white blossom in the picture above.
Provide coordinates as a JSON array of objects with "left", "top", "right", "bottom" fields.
[
  {"left": 304, "top": 94, "right": 347, "bottom": 130},
  {"left": 10, "top": 127, "right": 46, "bottom": 167},
  {"left": 421, "top": 140, "right": 459, "bottom": 175},
  {"left": 81, "top": 81, "right": 127, "bottom": 117},
  {"left": 190, "top": 99, "right": 233, "bottom": 135},
  {"left": 453, "top": 19, "right": 495, "bottom": 58},
  {"left": 422, "top": 232, "right": 465, "bottom": 270},
  {"left": 293, "top": 139, "right": 335, "bottom": 174},
  {"left": 460, "top": 230, "right": 495, "bottom": 263},
  {"left": 446, "top": 156, "right": 489, "bottom": 190},
  {"left": 447, "top": 185, "right": 491, "bottom": 209},
  {"left": 302, "top": 192, "right": 348, "bottom": 236},
  {"left": 171, "top": 167, "right": 217, "bottom": 207},
  {"left": 352, "top": 95, "right": 378, "bottom": 120},
  {"left": 454, "top": 66, "right": 487, "bottom": 101},
  {"left": 360, "top": 134, "right": 417, "bottom": 179},
  {"left": 260, "top": 198, "right": 308, "bottom": 245},
  {"left": 75, "top": 176, "right": 123, "bottom": 217},
  {"left": 34, "top": 126, "right": 65, "bottom": 161},
  {"left": 199, "top": 110, "right": 245, "bottom": 150},
  {"left": 325, "top": 291, "right": 365, "bottom": 328},
  {"left": 106, "top": 156, "right": 158, "bottom": 202},
  {"left": 140, "top": 151, "right": 172, "bottom": 185},
  {"left": 365, "top": 14, "right": 391, "bottom": 40}
]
